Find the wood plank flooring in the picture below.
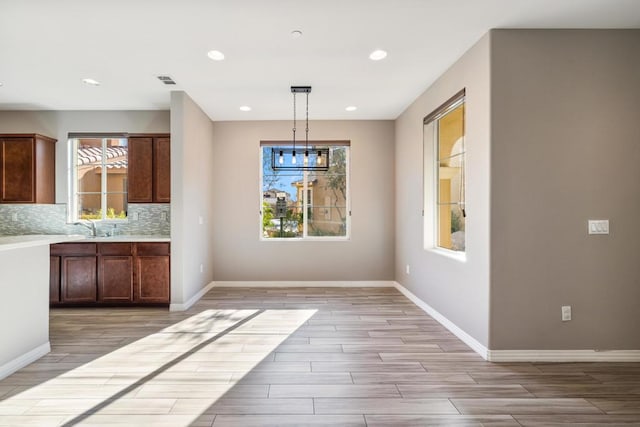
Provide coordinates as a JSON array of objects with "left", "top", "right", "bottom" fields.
[{"left": 0, "top": 287, "right": 639, "bottom": 426}]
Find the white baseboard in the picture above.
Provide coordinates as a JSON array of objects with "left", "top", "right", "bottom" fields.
[
  {"left": 0, "top": 342, "right": 51, "bottom": 381},
  {"left": 212, "top": 281, "right": 396, "bottom": 288},
  {"left": 393, "top": 282, "right": 489, "bottom": 360},
  {"left": 394, "top": 282, "right": 640, "bottom": 363},
  {"left": 170, "top": 281, "right": 217, "bottom": 311},
  {"left": 487, "top": 349, "right": 640, "bottom": 362}
]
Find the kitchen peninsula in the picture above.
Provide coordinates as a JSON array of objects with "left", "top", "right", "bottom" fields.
[{"left": 0, "top": 234, "right": 83, "bottom": 379}]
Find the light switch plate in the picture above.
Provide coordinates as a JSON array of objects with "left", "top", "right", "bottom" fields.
[{"left": 588, "top": 220, "right": 609, "bottom": 235}]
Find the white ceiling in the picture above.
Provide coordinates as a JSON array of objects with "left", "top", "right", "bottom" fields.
[{"left": 1, "top": 0, "right": 639, "bottom": 120}]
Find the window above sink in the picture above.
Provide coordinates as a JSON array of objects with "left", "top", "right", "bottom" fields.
[{"left": 68, "top": 135, "right": 129, "bottom": 223}]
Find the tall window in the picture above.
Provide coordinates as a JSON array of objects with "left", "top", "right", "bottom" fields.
[
  {"left": 424, "top": 90, "right": 466, "bottom": 253},
  {"left": 260, "top": 142, "right": 350, "bottom": 240},
  {"left": 69, "top": 136, "right": 128, "bottom": 222}
]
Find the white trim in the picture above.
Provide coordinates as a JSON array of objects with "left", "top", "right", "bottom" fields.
[
  {"left": 394, "top": 282, "right": 640, "bottom": 363},
  {"left": 169, "top": 281, "right": 216, "bottom": 311},
  {"left": 212, "top": 281, "right": 396, "bottom": 288},
  {"left": 427, "top": 247, "right": 467, "bottom": 262},
  {"left": 0, "top": 342, "right": 50, "bottom": 381},
  {"left": 393, "top": 282, "right": 489, "bottom": 360},
  {"left": 487, "top": 349, "right": 640, "bottom": 362}
]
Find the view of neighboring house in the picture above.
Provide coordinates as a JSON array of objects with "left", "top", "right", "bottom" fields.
[
  {"left": 291, "top": 173, "right": 347, "bottom": 236},
  {"left": 75, "top": 138, "right": 128, "bottom": 219}
]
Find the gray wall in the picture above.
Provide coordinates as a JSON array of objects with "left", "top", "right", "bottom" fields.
[
  {"left": 0, "top": 110, "right": 170, "bottom": 203},
  {"left": 490, "top": 30, "right": 640, "bottom": 350},
  {"left": 394, "top": 34, "right": 491, "bottom": 347},
  {"left": 210, "top": 120, "right": 395, "bottom": 281},
  {"left": 170, "top": 92, "right": 215, "bottom": 304}
]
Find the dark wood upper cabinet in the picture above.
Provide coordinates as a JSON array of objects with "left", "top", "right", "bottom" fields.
[
  {"left": 128, "top": 134, "right": 170, "bottom": 203},
  {"left": 127, "top": 137, "right": 154, "bottom": 203},
  {"left": 154, "top": 137, "right": 171, "bottom": 203},
  {"left": 0, "top": 134, "right": 56, "bottom": 204}
]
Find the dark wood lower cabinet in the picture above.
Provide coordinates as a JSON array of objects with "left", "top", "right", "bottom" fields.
[
  {"left": 50, "top": 256, "right": 60, "bottom": 303},
  {"left": 134, "top": 242, "right": 170, "bottom": 304},
  {"left": 61, "top": 256, "right": 97, "bottom": 303},
  {"left": 99, "top": 256, "right": 134, "bottom": 302},
  {"left": 50, "top": 241, "right": 169, "bottom": 306},
  {"left": 98, "top": 243, "right": 133, "bottom": 303},
  {"left": 135, "top": 256, "right": 170, "bottom": 303}
]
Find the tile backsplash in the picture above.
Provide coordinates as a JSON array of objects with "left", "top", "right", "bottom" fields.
[{"left": 0, "top": 203, "right": 170, "bottom": 236}]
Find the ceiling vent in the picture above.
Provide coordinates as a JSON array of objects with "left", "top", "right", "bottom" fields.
[{"left": 157, "top": 75, "right": 176, "bottom": 85}]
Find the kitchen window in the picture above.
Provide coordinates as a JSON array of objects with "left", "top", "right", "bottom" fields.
[
  {"left": 260, "top": 141, "right": 350, "bottom": 240},
  {"left": 69, "top": 135, "right": 128, "bottom": 222},
  {"left": 424, "top": 90, "right": 466, "bottom": 254}
]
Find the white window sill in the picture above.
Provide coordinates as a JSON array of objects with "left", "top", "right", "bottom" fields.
[
  {"left": 260, "top": 237, "right": 351, "bottom": 242},
  {"left": 427, "top": 247, "right": 467, "bottom": 262}
]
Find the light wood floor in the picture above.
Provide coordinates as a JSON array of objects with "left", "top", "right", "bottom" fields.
[{"left": 1, "top": 287, "right": 639, "bottom": 426}]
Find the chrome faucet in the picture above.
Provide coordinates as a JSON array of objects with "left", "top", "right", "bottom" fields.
[{"left": 74, "top": 220, "right": 98, "bottom": 237}]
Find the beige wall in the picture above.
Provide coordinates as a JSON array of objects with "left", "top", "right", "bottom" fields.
[
  {"left": 395, "top": 34, "right": 491, "bottom": 347},
  {"left": 170, "top": 92, "right": 215, "bottom": 305},
  {"left": 490, "top": 30, "right": 640, "bottom": 349},
  {"left": 0, "top": 110, "right": 170, "bottom": 203},
  {"left": 210, "top": 120, "right": 395, "bottom": 281}
]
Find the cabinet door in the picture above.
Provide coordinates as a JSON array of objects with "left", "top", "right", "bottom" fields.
[
  {"left": 98, "top": 256, "right": 133, "bottom": 302},
  {"left": 50, "top": 256, "right": 61, "bottom": 303},
  {"left": 154, "top": 137, "right": 171, "bottom": 203},
  {"left": 135, "top": 256, "right": 170, "bottom": 303},
  {"left": 61, "top": 256, "right": 97, "bottom": 303},
  {"left": 1, "top": 138, "right": 35, "bottom": 202},
  {"left": 128, "top": 137, "right": 153, "bottom": 202}
]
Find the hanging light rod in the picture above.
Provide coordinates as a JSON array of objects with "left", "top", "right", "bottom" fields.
[{"left": 271, "top": 85, "right": 328, "bottom": 171}]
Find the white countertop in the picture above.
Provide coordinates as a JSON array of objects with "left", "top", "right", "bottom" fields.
[
  {"left": 76, "top": 235, "right": 171, "bottom": 243},
  {"left": 0, "top": 234, "right": 85, "bottom": 252},
  {"left": 0, "top": 234, "right": 170, "bottom": 251}
]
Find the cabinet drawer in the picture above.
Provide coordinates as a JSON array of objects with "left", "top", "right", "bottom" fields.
[
  {"left": 135, "top": 242, "right": 170, "bottom": 256},
  {"left": 99, "top": 243, "right": 132, "bottom": 256},
  {"left": 51, "top": 243, "right": 97, "bottom": 256}
]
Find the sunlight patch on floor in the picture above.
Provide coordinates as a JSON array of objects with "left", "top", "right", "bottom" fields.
[{"left": 0, "top": 308, "right": 317, "bottom": 425}]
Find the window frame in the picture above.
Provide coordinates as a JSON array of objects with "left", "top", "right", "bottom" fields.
[
  {"left": 423, "top": 89, "right": 467, "bottom": 259},
  {"left": 259, "top": 141, "right": 351, "bottom": 242},
  {"left": 68, "top": 134, "right": 129, "bottom": 224}
]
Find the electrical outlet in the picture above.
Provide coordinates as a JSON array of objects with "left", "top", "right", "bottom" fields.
[
  {"left": 132, "top": 212, "right": 139, "bottom": 221},
  {"left": 588, "top": 220, "right": 609, "bottom": 235},
  {"left": 405, "top": 264, "right": 410, "bottom": 275},
  {"left": 200, "top": 264, "right": 204, "bottom": 273},
  {"left": 11, "top": 213, "right": 18, "bottom": 222},
  {"left": 562, "top": 305, "right": 572, "bottom": 321},
  {"left": 160, "top": 212, "right": 167, "bottom": 221},
  {"left": 198, "top": 216, "right": 204, "bottom": 225}
]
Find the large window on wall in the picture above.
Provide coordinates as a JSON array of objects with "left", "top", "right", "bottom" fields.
[
  {"left": 260, "top": 141, "right": 350, "bottom": 240},
  {"left": 424, "top": 90, "right": 466, "bottom": 253},
  {"left": 69, "top": 135, "right": 128, "bottom": 222}
]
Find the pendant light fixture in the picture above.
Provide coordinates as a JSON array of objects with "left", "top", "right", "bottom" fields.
[{"left": 272, "top": 86, "right": 329, "bottom": 171}]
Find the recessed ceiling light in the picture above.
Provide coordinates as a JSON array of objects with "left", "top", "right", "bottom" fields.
[
  {"left": 82, "top": 78, "right": 100, "bottom": 86},
  {"left": 207, "top": 50, "right": 225, "bottom": 61},
  {"left": 0, "top": 82, "right": 3, "bottom": 87},
  {"left": 291, "top": 30, "right": 303, "bottom": 38},
  {"left": 369, "top": 49, "right": 388, "bottom": 61},
  {"left": 239, "top": 106, "right": 252, "bottom": 112},
  {"left": 345, "top": 106, "right": 357, "bottom": 112}
]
